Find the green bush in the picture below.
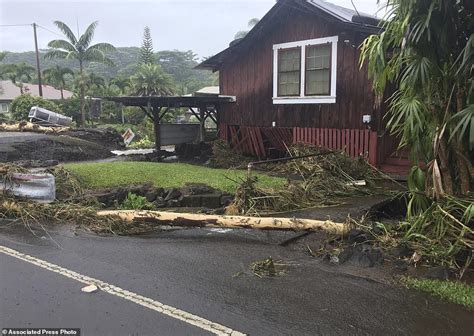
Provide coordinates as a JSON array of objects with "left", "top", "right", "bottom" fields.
[
  {"left": 10, "top": 94, "right": 61, "bottom": 121},
  {"left": 118, "top": 192, "right": 154, "bottom": 210}
]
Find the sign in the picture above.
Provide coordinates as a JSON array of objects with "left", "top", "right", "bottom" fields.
[{"left": 122, "top": 128, "right": 135, "bottom": 146}]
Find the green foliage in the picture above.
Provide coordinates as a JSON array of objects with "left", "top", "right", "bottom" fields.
[
  {"left": 130, "top": 63, "right": 175, "bottom": 96},
  {"left": 360, "top": 0, "right": 473, "bottom": 196},
  {"left": 10, "top": 94, "right": 61, "bottom": 121},
  {"left": 128, "top": 135, "right": 154, "bottom": 149},
  {"left": 45, "top": 20, "right": 115, "bottom": 126},
  {"left": 402, "top": 194, "right": 473, "bottom": 267},
  {"left": 64, "top": 162, "right": 286, "bottom": 194},
  {"left": 233, "top": 18, "right": 260, "bottom": 40},
  {"left": 59, "top": 96, "right": 83, "bottom": 123},
  {"left": 401, "top": 276, "right": 474, "bottom": 309},
  {"left": 42, "top": 65, "right": 74, "bottom": 98},
  {"left": 119, "top": 192, "right": 154, "bottom": 210},
  {"left": 139, "top": 26, "right": 155, "bottom": 65}
]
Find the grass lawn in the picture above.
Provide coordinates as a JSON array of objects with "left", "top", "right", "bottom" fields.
[
  {"left": 64, "top": 161, "right": 286, "bottom": 194},
  {"left": 401, "top": 276, "right": 474, "bottom": 309}
]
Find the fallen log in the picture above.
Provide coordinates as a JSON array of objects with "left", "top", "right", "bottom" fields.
[
  {"left": 0, "top": 121, "right": 70, "bottom": 134},
  {"left": 97, "top": 210, "right": 348, "bottom": 235}
]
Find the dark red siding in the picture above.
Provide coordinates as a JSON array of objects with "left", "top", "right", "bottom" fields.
[{"left": 218, "top": 6, "right": 383, "bottom": 131}]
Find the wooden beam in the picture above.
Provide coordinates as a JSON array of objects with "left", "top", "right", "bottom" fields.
[
  {"left": 152, "top": 107, "right": 162, "bottom": 151},
  {"left": 189, "top": 107, "right": 201, "bottom": 121},
  {"left": 97, "top": 210, "right": 348, "bottom": 235},
  {"left": 139, "top": 106, "right": 154, "bottom": 121},
  {"left": 199, "top": 105, "right": 205, "bottom": 142},
  {"left": 159, "top": 107, "right": 169, "bottom": 121}
]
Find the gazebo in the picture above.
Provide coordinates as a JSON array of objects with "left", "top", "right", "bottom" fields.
[{"left": 104, "top": 95, "right": 236, "bottom": 151}]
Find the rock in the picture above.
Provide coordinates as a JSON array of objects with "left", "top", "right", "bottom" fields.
[
  {"left": 181, "top": 183, "right": 216, "bottom": 195},
  {"left": 153, "top": 197, "right": 166, "bottom": 208},
  {"left": 426, "top": 266, "right": 450, "bottom": 281},
  {"left": 164, "top": 188, "right": 182, "bottom": 201},
  {"left": 200, "top": 194, "right": 222, "bottom": 208},
  {"left": 338, "top": 246, "right": 355, "bottom": 264},
  {"left": 393, "top": 259, "right": 409, "bottom": 272},
  {"left": 166, "top": 199, "right": 181, "bottom": 207},
  {"left": 145, "top": 191, "right": 158, "bottom": 202},
  {"left": 391, "top": 244, "right": 413, "bottom": 258},
  {"left": 347, "top": 229, "right": 369, "bottom": 244},
  {"left": 220, "top": 194, "right": 234, "bottom": 206},
  {"left": 181, "top": 195, "right": 202, "bottom": 207}
]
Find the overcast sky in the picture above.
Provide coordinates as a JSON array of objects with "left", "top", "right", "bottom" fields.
[{"left": 0, "top": 0, "right": 381, "bottom": 60}]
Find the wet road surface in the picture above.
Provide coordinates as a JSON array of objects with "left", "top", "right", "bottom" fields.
[{"left": 0, "top": 223, "right": 472, "bottom": 335}]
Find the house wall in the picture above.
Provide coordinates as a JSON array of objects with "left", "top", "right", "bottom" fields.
[{"left": 218, "top": 4, "right": 384, "bottom": 131}]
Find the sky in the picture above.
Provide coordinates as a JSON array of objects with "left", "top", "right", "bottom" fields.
[{"left": 0, "top": 0, "right": 381, "bottom": 60}]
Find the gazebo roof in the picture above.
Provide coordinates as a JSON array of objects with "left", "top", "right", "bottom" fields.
[{"left": 104, "top": 95, "right": 236, "bottom": 108}]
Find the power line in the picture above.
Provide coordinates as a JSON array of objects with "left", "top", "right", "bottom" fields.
[
  {"left": 37, "top": 24, "right": 63, "bottom": 38},
  {"left": 0, "top": 24, "right": 31, "bottom": 27}
]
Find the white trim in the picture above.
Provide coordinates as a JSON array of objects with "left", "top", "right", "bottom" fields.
[
  {"left": 273, "top": 35, "right": 338, "bottom": 105},
  {"left": 273, "top": 97, "right": 336, "bottom": 104}
]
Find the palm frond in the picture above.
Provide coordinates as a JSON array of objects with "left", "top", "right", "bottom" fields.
[
  {"left": 77, "top": 21, "right": 98, "bottom": 49},
  {"left": 44, "top": 49, "right": 69, "bottom": 60},
  {"left": 82, "top": 48, "right": 114, "bottom": 66},
  {"left": 53, "top": 21, "right": 78, "bottom": 45},
  {"left": 88, "top": 42, "right": 116, "bottom": 54},
  {"left": 47, "top": 39, "right": 76, "bottom": 52}
]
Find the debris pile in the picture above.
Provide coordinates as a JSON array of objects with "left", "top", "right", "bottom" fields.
[
  {"left": 211, "top": 140, "right": 252, "bottom": 169},
  {"left": 229, "top": 144, "right": 381, "bottom": 215},
  {"left": 0, "top": 121, "right": 69, "bottom": 134}
]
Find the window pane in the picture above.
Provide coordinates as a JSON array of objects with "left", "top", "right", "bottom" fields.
[
  {"left": 305, "top": 69, "right": 330, "bottom": 95},
  {"left": 306, "top": 44, "right": 330, "bottom": 70},
  {"left": 278, "top": 48, "right": 301, "bottom": 96}
]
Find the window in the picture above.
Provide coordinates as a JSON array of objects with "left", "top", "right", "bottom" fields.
[
  {"left": 277, "top": 48, "right": 301, "bottom": 96},
  {"left": 0, "top": 103, "right": 9, "bottom": 114},
  {"left": 273, "top": 36, "right": 338, "bottom": 104}
]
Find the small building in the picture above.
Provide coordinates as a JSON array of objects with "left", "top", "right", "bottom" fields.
[
  {"left": 0, "top": 80, "right": 73, "bottom": 115},
  {"left": 198, "top": 0, "right": 408, "bottom": 174}
]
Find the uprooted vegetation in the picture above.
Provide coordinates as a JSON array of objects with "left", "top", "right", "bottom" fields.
[{"left": 226, "top": 144, "right": 383, "bottom": 215}]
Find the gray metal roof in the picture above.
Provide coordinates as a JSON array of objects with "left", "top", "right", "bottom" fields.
[
  {"left": 307, "top": 0, "right": 378, "bottom": 24},
  {"left": 197, "top": 0, "right": 380, "bottom": 71}
]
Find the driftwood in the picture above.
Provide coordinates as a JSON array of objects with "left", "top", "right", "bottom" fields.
[
  {"left": 97, "top": 210, "right": 348, "bottom": 235},
  {"left": 0, "top": 122, "right": 69, "bottom": 134}
]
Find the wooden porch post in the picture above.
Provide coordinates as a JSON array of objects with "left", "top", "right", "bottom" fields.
[
  {"left": 199, "top": 105, "right": 205, "bottom": 142},
  {"left": 152, "top": 106, "right": 161, "bottom": 152}
]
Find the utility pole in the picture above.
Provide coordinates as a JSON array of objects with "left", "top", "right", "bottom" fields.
[{"left": 32, "top": 23, "right": 43, "bottom": 97}]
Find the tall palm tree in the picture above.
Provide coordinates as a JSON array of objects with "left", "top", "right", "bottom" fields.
[
  {"left": 130, "top": 63, "right": 175, "bottom": 96},
  {"left": 43, "top": 65, "right": 74, "bottom": 99},
  {"left": 45, "top": 21, "right": 115, "bottom": 126}
]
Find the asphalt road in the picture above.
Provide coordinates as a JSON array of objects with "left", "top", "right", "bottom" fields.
[{"left": 0, "top": 223, "right": 472, "bottom": 336}]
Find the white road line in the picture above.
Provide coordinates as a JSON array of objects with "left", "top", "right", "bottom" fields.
[{"left": 0, "top": 245, "right": 246, "bottom": 336}]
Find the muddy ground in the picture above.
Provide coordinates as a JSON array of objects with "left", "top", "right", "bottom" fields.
[{"left": 0, "top": 129, "right": 123, "bottom": 163}]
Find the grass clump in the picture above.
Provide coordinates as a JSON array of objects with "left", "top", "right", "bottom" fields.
[
  {"left": 64, "top": 161, "right": 285, "bottom": 194},
  {"left": 119, "top": 192, "right": 154, "bottom": 210},
  {"left": 401, "top": 276, "right": 474, "bottom": 309}
]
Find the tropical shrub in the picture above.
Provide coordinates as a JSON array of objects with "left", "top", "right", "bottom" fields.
[{"left": 10, "top": 94, "right": 61, "bottom": 121}]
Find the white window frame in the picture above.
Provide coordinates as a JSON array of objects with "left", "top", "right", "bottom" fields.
[
  {"left": 0, "top": 103, "right": 9, "bottom": 114},
  {"left": 272, "top": 35, "right": 338, "bottom": 104}
]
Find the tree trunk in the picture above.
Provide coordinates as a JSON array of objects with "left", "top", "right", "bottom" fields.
[
  {"left": 437, "top": 137, "right": 453, "bottom": 196},
  {"left": 60, "top": 88, "right": 64, "bottom": 100},
  {"left": 455, "top": 86, "right": 471, "bottom": 194},
  {"left": 97, "top": 210, "right": 348, "bottom": 235},
  {"left": 79, "top": 61, "right": 86, "bottom": 127}
]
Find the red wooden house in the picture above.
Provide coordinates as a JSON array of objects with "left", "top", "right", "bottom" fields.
[{"left": 198, "top": 0, "right": 409, "bottom": 174}]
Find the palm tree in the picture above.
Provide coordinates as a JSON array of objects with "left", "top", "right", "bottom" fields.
[
  {"left": 42, "top": 65, "right": 74, "bottom": 99},
  {"left": 111, "top": 76, "right": 131, "bottom": 95},
  {"left": 130, "top": 63, "right": 175, "bottom": 96},
  {"left": 110, "top": 76, "right": 131, "bottom": 123},
  {"left": 4, "top": 63, "right": 35, "bottom": 94},
  {"left": 45, "top": 21, "right": 115, "bottom": 126},
  {"left": 361, "top": 0, "right": 472, "bottom": 196}
]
